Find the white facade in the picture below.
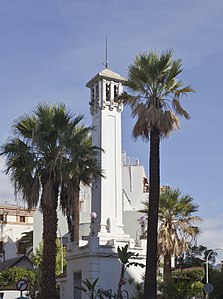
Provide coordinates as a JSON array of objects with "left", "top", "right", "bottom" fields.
[
  {"left": 0, "top": 203, "right": 35, "bottom": 261},
  {"left": 122, "top": 152, "right": 149, "bottom": 240},
  {"left": 122, "top": 152, "right": 149, "bottom": 212}
]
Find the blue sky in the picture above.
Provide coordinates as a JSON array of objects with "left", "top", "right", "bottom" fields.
[{"left": 0, "top": 0, "right": 223, "bottom": 261}]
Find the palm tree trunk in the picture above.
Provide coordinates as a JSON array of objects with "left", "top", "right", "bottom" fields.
[
  {"left": 144, "top": 127, "right": 160, "bottom": 299},
  {"left": 41, "top": 183, "right": 59, "bottom": 299},
  {"left": 163, "top": 252, "right": 172, "bottom": 282},
  {"left": 117, "top": 264, "right": 125, "bottom": 299},
  {"left": 73, "top": 188, "right": 80, "bottom": 242}
]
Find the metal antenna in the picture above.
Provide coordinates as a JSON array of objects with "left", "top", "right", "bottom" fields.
[
  {"left": 102, "top": 37, "right": 109, "bottom": 68},
  {"left": 105, "top": 36, "right": 108, "bottom": 68}
]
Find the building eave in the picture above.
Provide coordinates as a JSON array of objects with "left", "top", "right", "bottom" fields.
[{"left": 86, "top": 68, "right": 127, "bottom": 87}]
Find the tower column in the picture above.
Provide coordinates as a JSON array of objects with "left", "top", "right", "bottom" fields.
[{"left": 86, "top": 68, "right": 126, "bottom": 236}]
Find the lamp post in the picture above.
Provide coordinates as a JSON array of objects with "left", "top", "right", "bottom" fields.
[
  {"left": 205, "top": 248, "right": 221, "bottom": 299},
  {"left": 90, "top": 212, "right": 97, "bottom": 236},
  {"left": 206, "top": 250, "right": 212, "bottom": 281}
]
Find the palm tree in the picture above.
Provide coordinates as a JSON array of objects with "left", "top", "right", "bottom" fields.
[
  {"left": 0, "top": 103, "right": 102, "bottom": 299},
  {"left": 121, "top": 49, "right": 194, "bottom": 298},
  {"left": 141, "top": 188, "right": 202, "bottom": 282},
  {"left": 60, "top": 128, "right": 103, "bottom": 242}
]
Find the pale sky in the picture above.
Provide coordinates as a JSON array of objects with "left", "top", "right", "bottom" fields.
[{"left": 0, "top": 0, "right": 223, "bottom": 262}]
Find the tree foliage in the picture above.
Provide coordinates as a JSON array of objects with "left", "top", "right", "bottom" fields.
[
  {"left": 159, "top": 279, "right": 204, "bottom": 299},
  {"left": 140, "top": 187, "right": 201, "bottom": 281},
  {"left": 32, "top": 239, "right": 67, "bottom": 276},
  {"left": 122, "top": 49, "right": 194, "bottom": 298},
  {"left": 176, "top": 244, "right": 217, "bottom": 268},
  {"left": 209, "top": 269, "right": 223, "bottom": 298},
  {"left": 0, "top": 103, "right": 102, "bottom": 299},
  {"left": 0, "top": 267, "right": 41, "bottom": 299},
  {"left": 0, "top": 267, "right": 35, "bottom": 289},
  {"left": 172, "top": 267, "right": 205, "bottom": 281}
]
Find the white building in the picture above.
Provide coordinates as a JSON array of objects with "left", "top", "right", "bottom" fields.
[
  {"left": 0, "top": 203, "right": 35, "bottom": 262},
  {"left": 57, "top": 67, "right": 148, "bottom": 299}
]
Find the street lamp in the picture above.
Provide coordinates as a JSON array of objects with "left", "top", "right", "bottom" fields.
[
  {"left": 90, "top": 212, "right": 97, "bottom": 236},
  {"left": 205, "top": 248, "right": 221, "bottom": 299}
]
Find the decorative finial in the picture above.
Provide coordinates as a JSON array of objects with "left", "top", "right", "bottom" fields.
[{"left": 90, "top": 212, "right": 97, "bottom": 236}]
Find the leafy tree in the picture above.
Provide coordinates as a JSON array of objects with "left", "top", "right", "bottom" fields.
[
  {"left": 159, "top": 266, "right": 204, "bottom": 298},
  {"left": 172, "top": 267, "right": 205, "bottom": 281},
  {"left": 0, "top": 267, "right": 39, "bottom": 298},
  {"left": 0, "top": 103, "right": 102, "bottom": 299},
  {"left": 0, "top": 267, "right": 35, "bottom": 289},
  {"left": 209, "top": 269, "right": 223, "bottom": 298},
  {"left": 141, "top": 188, "right": 202, "bottom": 281},
  {"left": 32, "top": 239, "right": 66, "bottom": 276},
  {"left": 177, "top": 245, "right": 217, "bottom": 268},
  {"left": 159, "top": 267, "right": 205, "bottom": 298},
  {"left": 120, "top": 49, "right": 194, "bottom": 298},
  {"left": 159, "top": 279, "right": 203, "bottom": 299},
  {"left": 28, "top": 240, "right": 66, "bottom": 298}
]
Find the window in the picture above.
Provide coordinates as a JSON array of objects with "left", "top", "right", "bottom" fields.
[
  {"left": 0, "top": 214, "right": 7, "bottom": 223},
  {"left": 0, "top": 242, "right": 3, "bottom": 253},
  {"left": 91, "top": 88, "right": 94, "bottom": 103},
  {"left": 106, "top": 83, "right": 110, "bottom": 101},
  {"left": 20, "top": 216, "right": 26, "bottom": 223},
  {"left": 73, "top": 271, "right": 82, "bottom": 299},
  {"left": 17, "top": 242, "right": 26, "bottom": 254},
  {"left": 114, "top": 84, "right": 118, "bottom": 98},
  {"left": 96, "top": 83, "right": 99, "bottom": 102},
  {"left": 143, "top": 177, "right": 149, "bottom": 193}
]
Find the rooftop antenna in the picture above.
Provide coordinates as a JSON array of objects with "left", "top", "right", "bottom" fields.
[{"left": 102, "top": 37, "right": 109, "bottom": 68}]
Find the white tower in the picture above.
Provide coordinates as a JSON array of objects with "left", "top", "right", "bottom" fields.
[
  {"left": 86, "top": 68, "right": 126, "bottom": 237},
  {"left": 60, "top": 68, "right": 146, "bottom": 299}
]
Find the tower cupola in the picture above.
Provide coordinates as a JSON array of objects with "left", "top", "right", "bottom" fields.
[{"left": 86, "top": 68, "right": 126, "bottom": 115}]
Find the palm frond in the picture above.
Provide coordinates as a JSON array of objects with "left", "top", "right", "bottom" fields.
[{"left": 123, "top": 49, "right": 194, "bottom": 138}]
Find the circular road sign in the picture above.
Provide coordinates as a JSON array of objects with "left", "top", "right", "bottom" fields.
[
  {"left": 204, "top": 283, "right": 214, "bottom": 294},
  {"left": 16, "top": 279, "right": 28, "bottom": 291}
]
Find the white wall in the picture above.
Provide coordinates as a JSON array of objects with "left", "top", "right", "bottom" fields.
[{"left": 0, "top": 204, "right": 34, "bottom": 261}]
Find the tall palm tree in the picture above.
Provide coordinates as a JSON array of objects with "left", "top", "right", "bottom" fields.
[
  {"left": 0, "top": 103, "right": 102, "bottom": 299},
  {"left": 121, "top": 49, "right": 194, "bottom": 298},
  {"left": 141, "top": 188, "right": 202, "bottom": 282},
  {"left": 60, "top": 127, "right": 103, "bottom": 242}
]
